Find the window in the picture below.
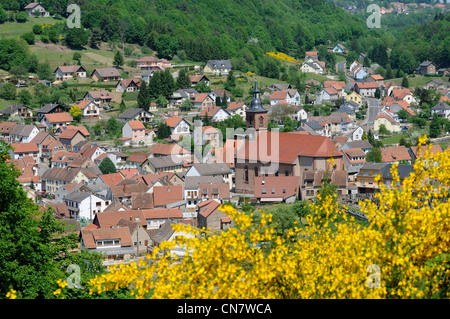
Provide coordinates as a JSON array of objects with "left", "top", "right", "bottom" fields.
[
  {"left": 272, "top": 188, "right": 275, "bottom": 194},
  {"left": 254, "top": 167, "right": 258, "bottom": 177},
  {"left": 282, "top": 188, "right": 286, "bottom": 194},
  {"left": 244, "top": 166, "right": 249, "bottom": 183},
  {"left": 259, "top": 116, "right": 265, "bottom": 127},
  {"left": 261, "top": 188, "right": 267, "bottom": 194}
]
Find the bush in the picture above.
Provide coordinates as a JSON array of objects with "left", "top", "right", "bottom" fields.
[{"left": 20, "top": 32, "right": 35, "bottom": 45}]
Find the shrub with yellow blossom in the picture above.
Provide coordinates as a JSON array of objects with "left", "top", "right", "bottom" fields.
[
  {"left": 81, "top": 136, "right": 450, "bottom": 299},
  {"left": 265, "top": 52, "right": 302, "bottom": 64}
]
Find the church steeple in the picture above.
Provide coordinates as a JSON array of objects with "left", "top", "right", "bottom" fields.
[{"left": 246, "top": 80, "right": 268, "bottom": 132}]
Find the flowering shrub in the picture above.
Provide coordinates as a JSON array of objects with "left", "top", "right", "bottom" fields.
[
  {"left": 51, "top": 136, "right": 450, "bottom": 299},
  {"left": 265, "top": 52, "right": 302, "bottom": 64}
]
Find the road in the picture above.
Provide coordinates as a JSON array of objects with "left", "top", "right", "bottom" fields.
[
  {"left": 336, "top": 61, "right": 346, "bottom": 73},
  {"left": 365, "top": 97, "right": 381, "bottom": 125}
]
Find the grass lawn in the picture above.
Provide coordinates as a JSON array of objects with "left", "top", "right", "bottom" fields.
[
  {"left": 380, "top": 133, "right": 405, "bottom": 145},
  {"left": 390, "top": 75, "right": 449, "bottom": 89},
  {"left": 0, "top": 17, "right": 62, "bottom": 39}
]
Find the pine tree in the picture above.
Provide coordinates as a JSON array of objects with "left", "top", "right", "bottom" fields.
[
  {"left": 137, "top": 81, "right": 151, "bottom": 110},
  {"left": 402, "top": 75, "right": 409, "bottom": 88},
  {"left": 176, "top": 68, "right": 191, "bottom": 89},
  {"left": 113, "top": 50, "right": 124, "bottom": 68}
]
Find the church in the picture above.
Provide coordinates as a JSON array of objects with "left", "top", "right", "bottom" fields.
[{"left": 234, "top": 81, "right": 344, "bottom": 195}]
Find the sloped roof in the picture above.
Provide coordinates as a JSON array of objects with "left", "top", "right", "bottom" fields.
[{"left": 236, "top": 131, "right": 342, "bottom": 164}]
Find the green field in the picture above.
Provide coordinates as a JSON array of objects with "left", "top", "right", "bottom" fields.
[
  {"left": 390, "top": 75, "right": 449, "bottom": 89},
  {"left": 0, "top": 17, "right": 62, "bottom": 39}
]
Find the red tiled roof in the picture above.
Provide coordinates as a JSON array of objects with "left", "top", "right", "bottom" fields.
[
  {"left": 381, "top": 146, "right": 411, "bottom": 163},
  {"left": 236, "top": 131, "right": 342, "bottom": 164},
  {"left": 254, "top": 176, "right": 299, "bottom": 199},
  {"left": 99, "top": 173, "right": 124, "bottom": 187},
  {"left": 11, "top": 142, "right": 39, "bottom": 153},
  {"left": 127, "top": 120, "right": 146, "bottom": 130},
  {"left": 152, "top": 185, "right": 183, "bottom": 207},
  {"left": 164, "top": 117, "right": 183, "bottom": 128},
  {"left": 141, "top": 208, "right": 183, "bottom": 219},
  {"left": 43, "top": 112, "right": 73, "bottom": 123}
]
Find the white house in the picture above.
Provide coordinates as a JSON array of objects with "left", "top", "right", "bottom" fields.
[
  {"left": 204, "top": 60, "right": 232, "bottom": 76},
  {"left": 431, "top": 101, "right": 450, "bottom": 119},
  {"left": 40, "top": 113, "right": 73, "bottom": 130},
  {"left": 351, "top": 126, "right": 365, "bottom": 141},
  {"left": 164, "top": 117, "right": 191, "bottom": 135},
  {"left": 199, "top": 106, "right": 231, "bottom": 122},
  {"left": 293, "top": 108, "right": 308, "bottom": 122},
  {"left": 10, "top": 124, "right": 40, "bottom": 143},
  {"left": 185, "top": 163, "right": 233, "bottom": 189},
  {"left": 54, "top": 66, "right": 87, "bottom": 80},
  {"left": 65, "top": 191, "right": 110, "bottom": 221},
  {"left": 24, "top": 2, "right": 50, "bottom": 17},
  {"left": 270, "top": 90, "right": 301, "bottom": 106},
  {"left": 226, "top": 102, "right": 247, "bottom": 120},
  {"left": 77, "top": 100, "right": 100, "bottom": 119}
]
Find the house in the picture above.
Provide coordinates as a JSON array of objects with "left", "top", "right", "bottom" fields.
[
  {"left": 356, "top": 163, "right": 413, "bottom": 194},
  {"left": 10, "top": 142, "right": 40, "bottom": 164},
  {"left": 353, "top": 67, "right": 368, "bottom": 80},
  {"left": 209, "top": 90, "right": 231, "bottom": 104},
  {"left": 374, "top": 113, "right": 401, "bottom": 133},
  {"left": 346, "top": 92, "right": 363, "bottom": 106},
  {"left": 300, "top": 60, "right": 325, "bottom": 74},
  {"left": 41, "top": 167, "right": 89, "bottom": 193},
  {"left": 117, "top": 108, "right": 154, "bottom": 123},
  {"left": 54, "top": 65, "right": 87, "bottom": 80},
  {"left": 142, "top": 208, "right": 184, "bottom": 230},
  {"left": 80, "top": 227, "right": 135, "bottom": 261},
  {"left": 189, "top": 75, "right": 210, "bottom": 87},
  {"left": 270, "top": 90, "right": 301, "bottom": 106},
  {"left": 226, "top": 102, "right": 247, "bottom": 120},
  {"left": 253, "top": 176, "right": 299, "bottom": 203},
  {"left": 0, "top": 122, "right": 16, "bottom": 142},
  {"left": 116, "top": 217, "right": 152, "bottom": 255},
  {"left": 293, "top": 108, "right": 308, "bottom": 122},
  {"left": 40, "top": 113, "right": 73, "bottom": 130},
  {"left": 79, "top": 144, "right": 106, "bottom": 162},
  {"left": 438, "top": 68, "right": 450, "bottom": 76},
  {"left": 300, "top": 120, "right": 331, "bottom": 137},
  {"left": 380, "top": 146, "right": 412, "bottom": 164},
  {"left": 367, "top": 74, "right": 384, "bottom": 85},
  {"left": 332, "top": 43, "right": 347, "bottom": 54},
  {"left": 169, "top": 89, "right": 194, "bottom": 108},
  {"left": 142, "top": 156, "right": 184, "bottom": 175},
  {"left": 57, "top": 128, "right": 87, "bottom": 152},
  {"left": 342, "top": 148, "right": 367, "bottom": 175},
  {"left": 186, "top": 162, "right": 232, "bottom": 188},
  {"left": 234, "top": 131, "right": 343, "bottom": 194},
  {"left": 203, "top": 60, "right": 232, "bottom": 76},
  {"left": 148, "top": 220, "right": 195, "bottom": 257},
  {"left": 83, "top": 90, "right": 113, "bottom": 106},
  {"left": 115, "top": 79, "right": 141, "bottom": 93},
  {"left": 267, "top": 83, "right": 292, "bottom": 92},
  {"left": 24, "top": 2, "right": 49, "bottom": 17},
  {"left": 317, "top": 87, "right": 339, "bottom": 102},
  {"left": 107, "top": 152, "right": 129, "bottom": 169},
  {"left": 196, "top": 199, "right": 233, "bottom": 231},
  {"left": 76, "top": 100, "right": 100, "bottom": 119},
  {"left": 301, "top": 169, "right": 348, "bottom": 201},
  {"left": 125, "top": 152, "right": 148, "bottom": 171},
  {"left": 122, "top": 120, "right": 146, "bottom": 143},
  {"left": 136, "top": 56, "right": 173, "bottom": 71},
  {"left": 0, "top": 104, "right": 33, "bottom": 121},
  {"left": 152, "top": 185, "right": 184, "bottom": 208},
  {"left": 408, "top": 144, "right": 443, "bottom": 164},
  {"left": 65, "top": 190, "right": 110, "bottom": 220},
  {"left": 36, "top": 103, "right": 67, "bottom": 120},
  {"left": 354, "top": 82, "right": 379, "bottom": 97},
  {"left": 140, "top": 70, "right": 154, "bottom": 84},
  {"left": 341, "top": 140, "right": 373, "bottom": 154},
  {"left": 431, "top": 101, "right": 450, "bottom": 118},
  {"left": 10, "top": 124, "right": 39, "bottom": 143},
  {"left": 199, "top": 106, "right": 231, "bottom": 122},
  {"left": 416, "top": 61, "right": 437, "bottom": 75},
  {"left": 184, "top": 176, "right": 224, "bottom": 213},
  {"left": 424, "top": 79, "right": 450, "bottom": 91},
  {"left": 109, "top": 179, "right": 149, "bottom": 204},
  {"left": 337, "top": 101, "right": 360, "bottom": 118},
  {"left": 91, "top": 68, "right": 121, "bottom": 82},
  {"left": 191, "top": 93, "right": 214, "bottom": 109},
  {"left": 390, "top": 88, "right": 416, "bottom": 105},
  {"left": 194, "top": 125, "right": 221, "bottom": 149},
  {"left": 304, "top": 51, "right": 319, "bottom": 61},
  {"left": 147, "top": 143, "right": 190, "bottom": 158},
  {"left": 164, "top": 117, "right": 191, "bottom": 135}
]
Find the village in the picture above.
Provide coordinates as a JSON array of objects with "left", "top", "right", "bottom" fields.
[{"left": 0, "top": 1, "right": 449, "bottom": 268}]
